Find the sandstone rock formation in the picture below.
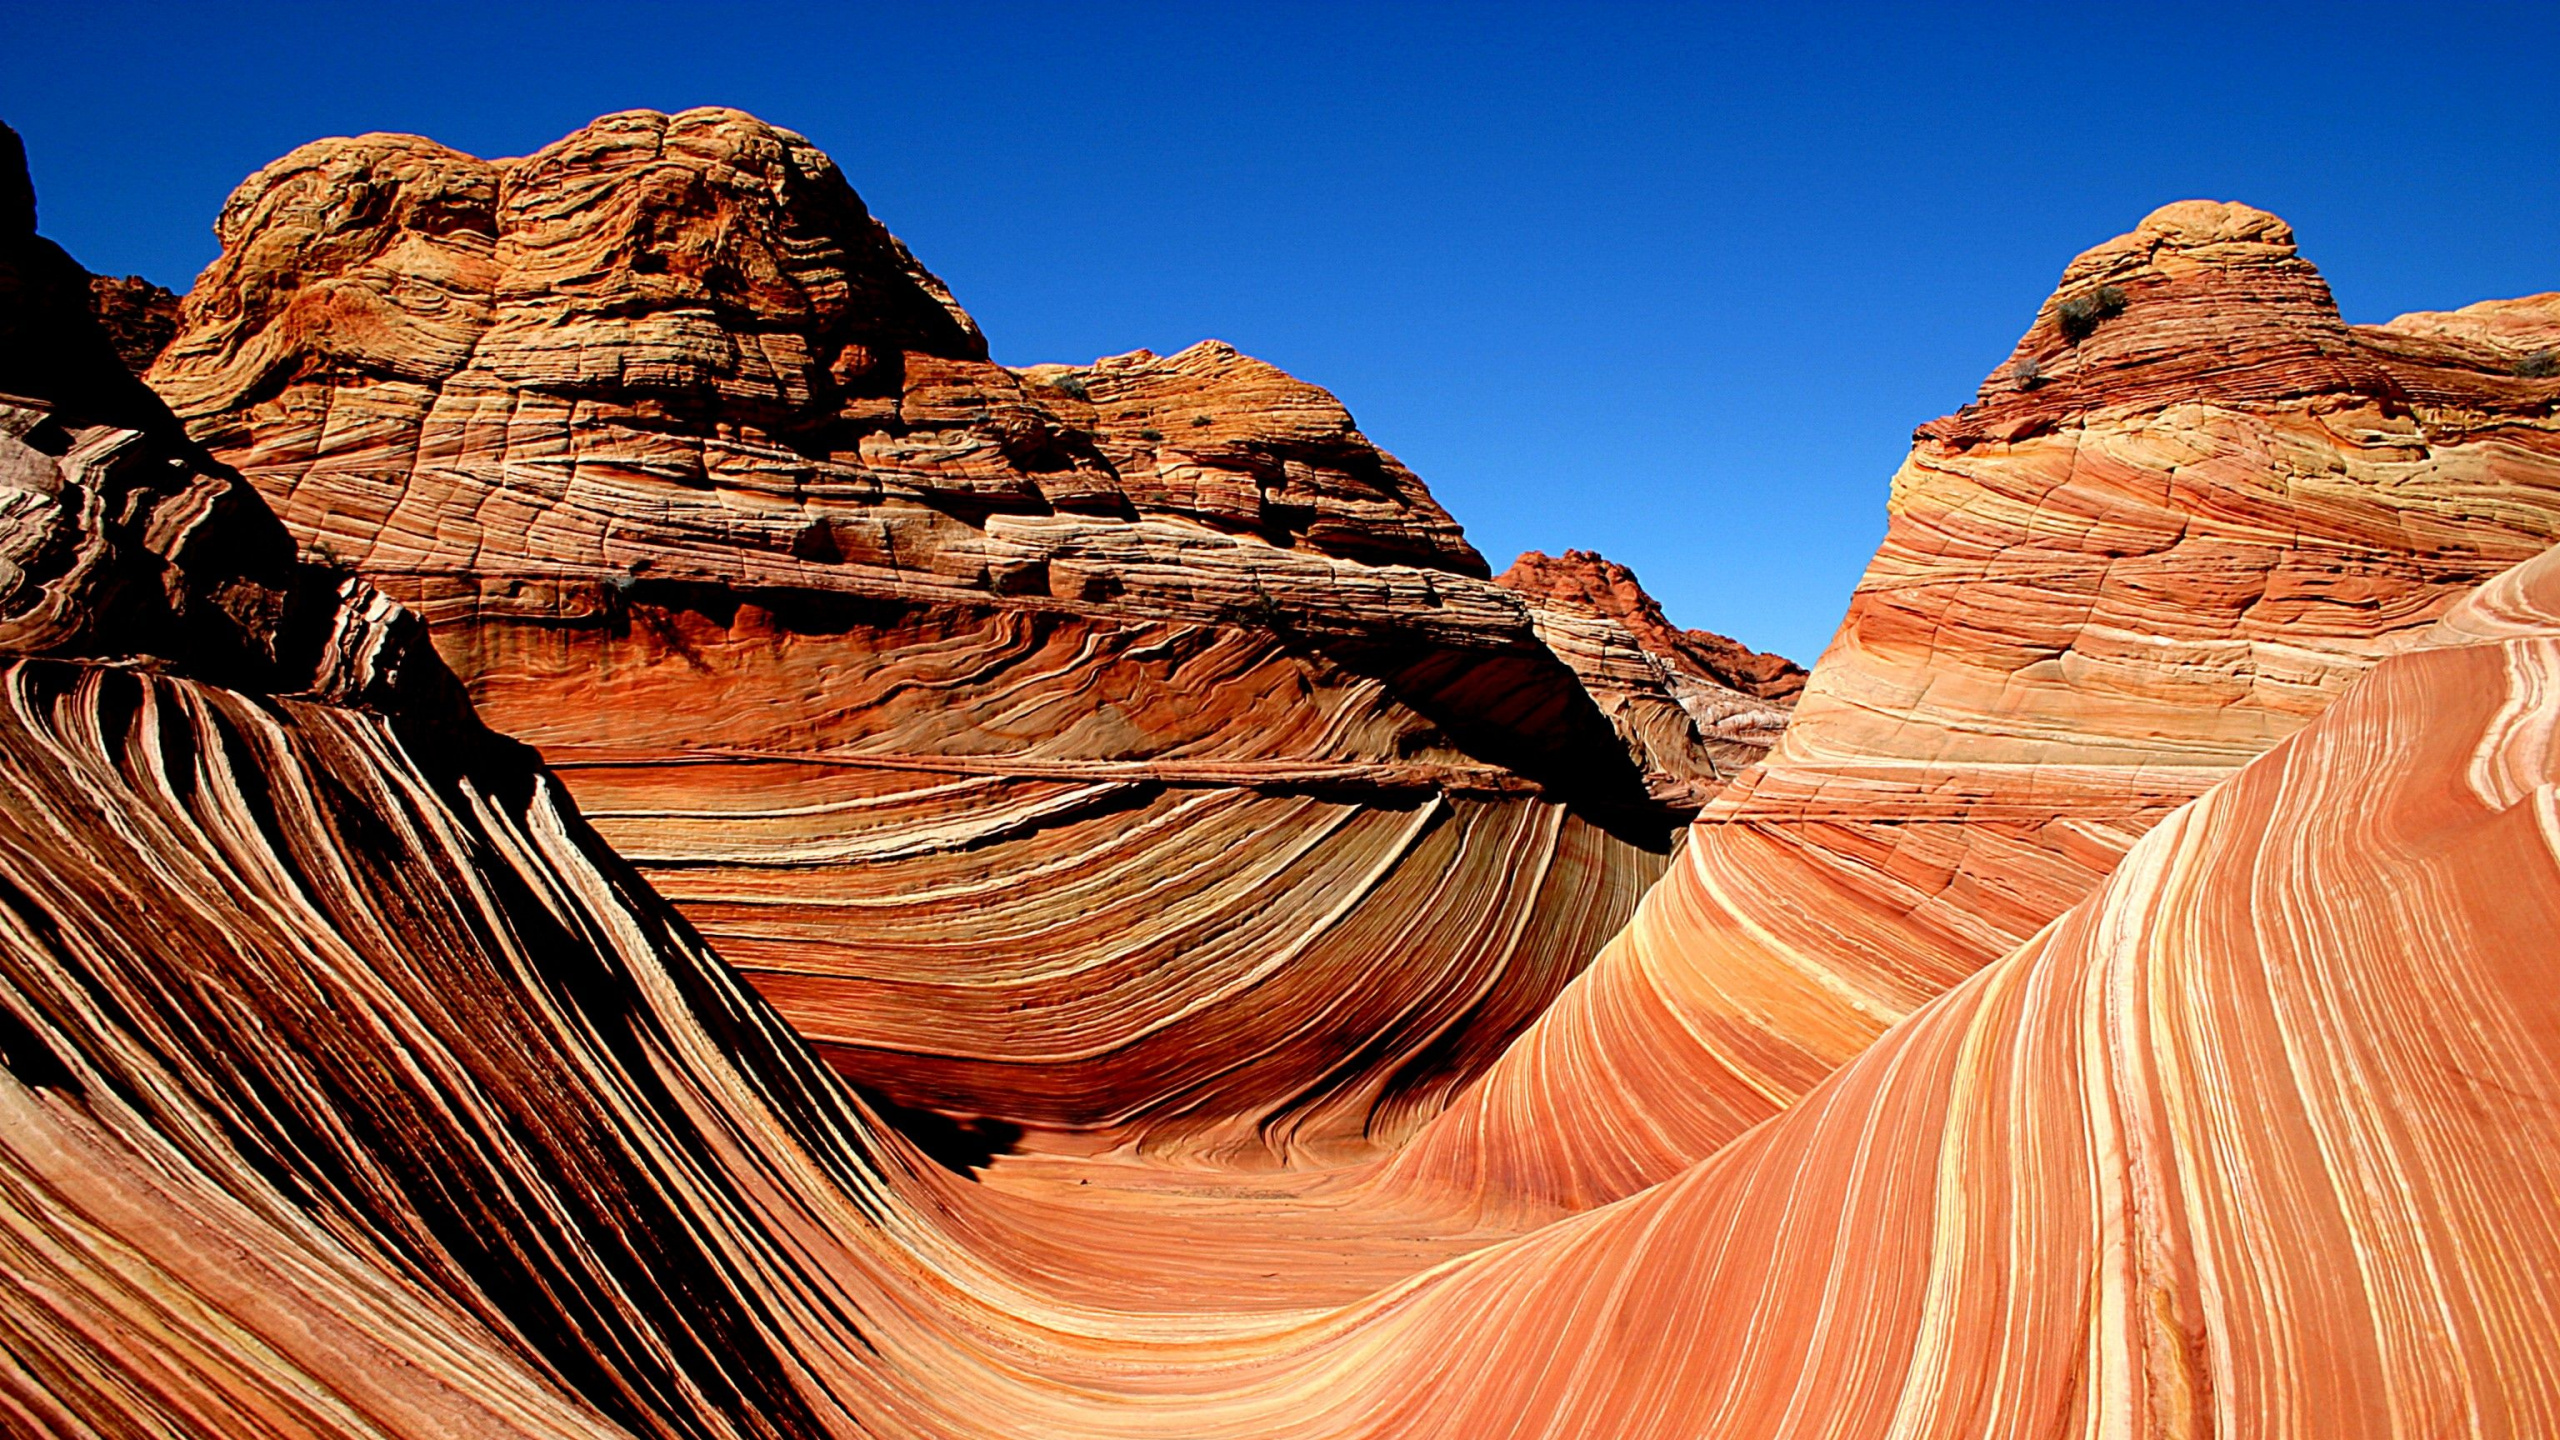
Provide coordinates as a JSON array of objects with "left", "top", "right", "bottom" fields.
[
  {"left": 144, "top": 108, "right": 1760, "bottom": 1163},
  {"left": 1386, "top": 201, "right": 2560, "bottom": 1215},
  {"left": 1312, "top": 544, "right": 2560, "bottom": 1434},
  {"left": 1496, "top": 547, "right": 1802, "bottom": 805},
  {"left": 11, "top": 122, "right": 2560, "bottom": 1438},
  {"left": 84, "top": 273, "right": 181, "bottom": 373}
]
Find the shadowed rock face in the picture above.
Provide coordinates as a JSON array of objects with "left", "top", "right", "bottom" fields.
[
  {"left": 84, "top": 273, "right": 182, "bottom": 373},
  {"left": 11, "top": 116, "right": 2560, "bottom": 1437},
  {"left": 1386, "top": 201, "right": 2560, "bottom": 1215},
  {"left": 144, "top": 107, "right": 1732, "bottom": 1162}
]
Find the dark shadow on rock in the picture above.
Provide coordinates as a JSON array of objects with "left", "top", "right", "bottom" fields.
[{"left": 852, "top": 1085, "right": 1026, "bottom": 1179}]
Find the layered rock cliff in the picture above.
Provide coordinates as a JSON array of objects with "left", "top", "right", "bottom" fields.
[
  {"left": 144, "top": 108, "right": 1770, "bottom": 1162},
  {"left": 1387, "top": 200, "right": 2560, "bottom": 1214}
]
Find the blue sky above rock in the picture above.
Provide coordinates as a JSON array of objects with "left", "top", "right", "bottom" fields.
[{"left": 11, "top": 0, "right": 2555, "bottom": 660}]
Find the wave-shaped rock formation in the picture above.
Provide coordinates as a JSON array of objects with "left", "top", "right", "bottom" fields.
[
  {"left": 1387, "top": 201, "right": 2560, "bottom": 1215},
  {"left": 11, "top": 118, "right": 2560, "bottom": 1435},
  {"left": 143, "top": 109, "right": 1789, "bottom": 1162}
]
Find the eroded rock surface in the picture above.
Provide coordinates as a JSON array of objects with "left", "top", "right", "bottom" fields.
[
  {"left": 10, "top": 120, "right": 2560, "bottom": 1436},
  {"left": 1388, "top": 201, "right": 2560, "bottom": 1214},
  {"left": 146, "top": 108, "right": 1732, "bottom": 1162}
]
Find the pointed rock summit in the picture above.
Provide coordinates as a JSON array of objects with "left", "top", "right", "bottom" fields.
[
  {"left": 1387, "top": 196, "right": 2560, "bottom": 1215},
  {"left": 1495, "top": 548, "right": 1803, "bottom": 805}
]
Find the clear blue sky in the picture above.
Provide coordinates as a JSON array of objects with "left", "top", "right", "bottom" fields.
[{"left": 8, "top": 2, "right": 2556, "bottom": 661}]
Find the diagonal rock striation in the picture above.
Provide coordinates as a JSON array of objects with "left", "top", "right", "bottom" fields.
[{"left": 1386, "top": 200, "right": 2560, "bottom": 1215}]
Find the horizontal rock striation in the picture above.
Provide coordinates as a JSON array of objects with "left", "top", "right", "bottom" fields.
[
  {"left": 145, "top": 108, "right": 1731, "bottom": 1161},
  {"left": 1387, "top": 200, "right": 2560, "bottom": 1214}
]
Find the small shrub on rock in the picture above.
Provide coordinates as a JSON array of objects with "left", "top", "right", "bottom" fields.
[{"left": 2056, "top": 283, "right": 2129, "bottom": 343}]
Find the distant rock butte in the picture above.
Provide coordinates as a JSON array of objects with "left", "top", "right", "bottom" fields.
[
  {"left": 84, "top": 273, "right": 181, "bottom": 373},
  {"left": 1387, "top": 200, "right": 2560, "bottom": 1215},
  {"left": 147, "top": 107, "right": 1766, "bottom": 1163},
  {"left": 1497, "top": 548, "right": 1805, "bottom": 702},
  {"left": 1496, "top": 547, "right": 1802, "bottom": 806}
]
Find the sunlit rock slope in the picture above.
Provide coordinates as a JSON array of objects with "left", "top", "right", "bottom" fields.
[
  {"left": 1387, "top": 201, "right": 2560, "bottom": 1214},
  {"left": 144, "top": 108, "right": 1793, "bottom": 1162}
]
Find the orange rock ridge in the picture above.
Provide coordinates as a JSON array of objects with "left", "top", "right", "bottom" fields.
[
  {"left": 1385, "top": 199, "right": 2560, "bottom": 1215},
  {"left": 145, "top": 108, "right": 1779, "bottom": 1163}
]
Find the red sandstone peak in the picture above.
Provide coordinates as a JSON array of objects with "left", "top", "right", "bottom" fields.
[
  {"left": 164, "top": 108, "right": 985, "bottom": 420},
  {"left": 1496, "top": 548, "right": 1805, "bottom": 700},
  {"left": 152, "top": 106, "right": 1488, "bottom": 583},
  {"left": 1937, "top": 197, "right": 2383, "bottom": 445}
]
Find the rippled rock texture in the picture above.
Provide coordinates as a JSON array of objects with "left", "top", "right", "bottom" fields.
[
  {"left": 145, "top": 108, "right": 1762, "bottom": 1162},
  {"left": 1387, "top": 201, "right": 2560, "bottom": 1214},
  {"left": 10, "top": 115, "right": 2560, "bottom": 1435}
]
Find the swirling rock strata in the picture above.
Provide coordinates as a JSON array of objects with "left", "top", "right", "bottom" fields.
[
  {"left": 1389, "top": 201, "right": 2560, "bottom": 1214},
  {"left": 145, "top": 108, "right": 1734, "bottom": 1160},
  {"left": 15, "top": 348, "right": 2560, "bottom": 1438},
  {"left": 1319, "top": 544, "right": 2560, "bottom": 1436},
  {"left": 11, "top": 133, "right": 2560, "bottom": 1435}
]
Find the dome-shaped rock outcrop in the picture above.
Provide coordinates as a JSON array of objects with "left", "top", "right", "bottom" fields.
[{"left": 145, "top": 108, "right": 1776, "bottom": 1163}]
